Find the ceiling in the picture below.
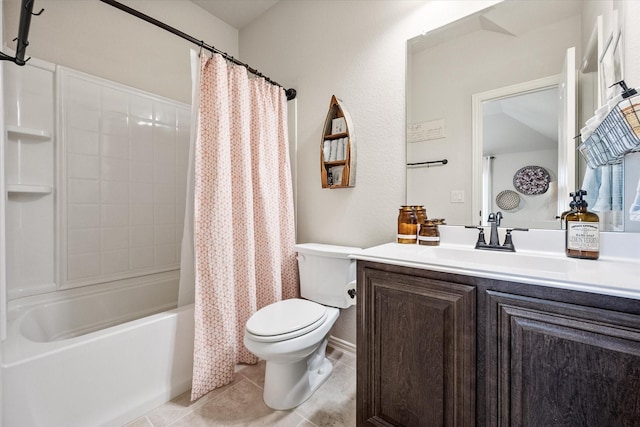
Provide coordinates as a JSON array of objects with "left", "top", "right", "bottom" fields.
[
  {"left": 483, "top": 87, "right": 559, "bottom": 156},
  {"left": 409, "top": 0, "right": 583, "bottom": 54},
  {"left": 191, "top": 0, "right": 280, "bottom": 30}
]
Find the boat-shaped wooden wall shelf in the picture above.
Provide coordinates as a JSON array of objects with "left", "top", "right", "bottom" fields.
[{"left": 320, "top": 95, "right": 355, "bottom": 188}]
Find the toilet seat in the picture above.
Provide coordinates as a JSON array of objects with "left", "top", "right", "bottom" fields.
[{"left": 246, "top": 298, "right": 328, "bottom": 343}]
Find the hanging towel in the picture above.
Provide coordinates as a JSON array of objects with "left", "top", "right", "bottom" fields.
[
  {"left": 611, "top": 163, "right": 624, "bottom": 211},
  {"left": 593, "top": 165, "right": 612, "bottom": 212},
  {"left": 323, "top": 140, "right": 331, "bottom": 162},
  {"left": 337, "top": 138, "right": 345, "bottom": 161},
  {"left": 582, "top": 165, "right": 601, "bottom": 209},
  {"left": 630, "top": 176, "right": 640, "bottom": 221}
]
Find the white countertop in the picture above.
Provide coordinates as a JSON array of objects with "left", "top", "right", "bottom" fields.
[{"left": 350, "top": 226, "right": 640, "bottom": 301}]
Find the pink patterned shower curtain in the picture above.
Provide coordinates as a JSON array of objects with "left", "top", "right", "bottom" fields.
[{"left": 191, "top": 53, "right": 298, "bottom": 400}]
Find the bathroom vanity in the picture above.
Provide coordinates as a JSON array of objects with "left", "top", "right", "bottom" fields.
[{"left": 353, "top": 228, "right": 640, "bottom": 426}]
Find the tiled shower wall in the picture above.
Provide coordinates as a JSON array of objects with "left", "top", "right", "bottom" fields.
[{"left": 59, "top": 68, "right": 189, "bottom": 288}]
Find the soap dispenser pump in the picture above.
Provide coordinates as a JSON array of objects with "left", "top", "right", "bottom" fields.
[
  {"left": 565, "top": 190, "right": 600, "bottom": 260},
  {"left": 559, "top": 192, "right": 576, "bottom": 230}
]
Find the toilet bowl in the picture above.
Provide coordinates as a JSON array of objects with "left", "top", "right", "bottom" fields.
[
  {"left": 244, "top": 299, "right": 339, "bottom": 410},
  {"left": 243, "top": 243, "right": 359, "bottom": 410}
]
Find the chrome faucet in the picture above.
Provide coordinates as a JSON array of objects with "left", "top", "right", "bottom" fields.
[{"left": 465, "top": 212, "right": 528, "bottom": 252}]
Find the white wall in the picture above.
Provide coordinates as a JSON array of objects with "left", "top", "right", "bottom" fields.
[
  {"left": 0, "top": 1, "right": 5, "bottom": 422},
  {"left": 2, "top": 0, "right": 238, "bottom": 103},
  {"left": 490, "top": 149, "right": 558, "bottom": 230},
  {"left": 240, "top": 0, "right": 500, "bottom": 344},
  {"left": 623, "top": 0, "right": 640, "bottom": 85}
]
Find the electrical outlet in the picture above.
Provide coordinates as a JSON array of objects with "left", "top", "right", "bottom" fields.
[{"left": 450, "top": 190, "right": 465, "bottom": 203}]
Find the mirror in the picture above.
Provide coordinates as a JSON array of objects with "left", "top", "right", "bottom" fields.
[
  {"left": 406, "top": 0, "right": 628, "bottom": 230},
  {"left": 474, "top": 78, "right": 563, "bottom": 229}
]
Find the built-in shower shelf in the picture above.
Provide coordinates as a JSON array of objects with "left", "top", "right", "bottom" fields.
[
  {"left": 7, "top": 125, "right": 52, "bottom": 140},
  {"left": 6, "top": 184, "right": 53, "bottom": 194}
]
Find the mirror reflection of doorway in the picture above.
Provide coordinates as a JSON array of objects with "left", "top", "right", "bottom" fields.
[{"left": 482, "top": 86, "right": 560, "bottom": 229}]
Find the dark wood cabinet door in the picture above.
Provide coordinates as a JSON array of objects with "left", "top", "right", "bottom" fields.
[
  {"left": 357, "top": 266, "right": 476, "bottom": 427},
  {"left": 486, "top": 290, "right": 640, "bottom": 427}
]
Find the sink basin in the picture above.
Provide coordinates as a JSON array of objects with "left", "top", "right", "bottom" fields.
[
  {"left": 352, "top": 240, "right": 640, "bottom": 300},
  {"left": 416, "top": 245, "right": 577, "bottom": 275}
]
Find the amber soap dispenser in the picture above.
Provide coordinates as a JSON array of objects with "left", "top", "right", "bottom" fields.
[{"left": 565, "top": 190, "right": 600, "bottom": 260}]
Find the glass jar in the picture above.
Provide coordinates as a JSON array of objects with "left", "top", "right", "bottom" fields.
[
  {"left": 397, "top": 206, "right": 418, "bottom": 244},
  {"left": 418, "top": 219, "right": 440, "bottom": 246},
  {"left": 412, "top": 205, "right": 427, "bottom": 225}
]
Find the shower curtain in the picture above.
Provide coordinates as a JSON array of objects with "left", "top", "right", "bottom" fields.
[{"left": 187, "top": 52, "right": 298, "bottom": 400}]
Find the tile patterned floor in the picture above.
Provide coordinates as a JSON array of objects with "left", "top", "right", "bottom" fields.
[{"left": 124, "top": 347, "right": 356, "bottom": 427}]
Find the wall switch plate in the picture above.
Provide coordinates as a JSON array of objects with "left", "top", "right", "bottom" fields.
[{"left": 450, "top": 190, "right": 465, "bottom": 203}]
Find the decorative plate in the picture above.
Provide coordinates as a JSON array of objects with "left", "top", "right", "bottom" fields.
[
  {"left": 496, "top": 190, "right": 521, "bottom": 210},
  {"left": 512, "top": 165, "right": 550, "bottom": 195}
]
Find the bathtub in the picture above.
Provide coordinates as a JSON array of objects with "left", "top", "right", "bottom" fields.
[{"left": 1, "top": 271, "right": 195, "bottom": 427}]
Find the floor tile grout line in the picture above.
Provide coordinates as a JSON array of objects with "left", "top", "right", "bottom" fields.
[
  {"left": 164, "top": 379, "right": 249, "bottom": 427},
  {"left": 295, "top": 417, "right": 319, "bottom": 427},
  {"left": 293, "top": 410, "right": 320, "bottom": 426},
  {"left": 237, "top": 372, "right": 265, "bottom": 390}
]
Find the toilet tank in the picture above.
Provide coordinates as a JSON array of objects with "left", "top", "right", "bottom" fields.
[{"left": 295, "top": 243, "right": 361, "bottom": 309}]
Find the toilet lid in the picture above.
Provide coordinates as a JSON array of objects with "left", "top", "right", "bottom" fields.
[{"left": 246, "top": 299, "right": 327, "bottom": 341}]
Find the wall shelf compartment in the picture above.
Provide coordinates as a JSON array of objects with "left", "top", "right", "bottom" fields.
[
  {"left": 3, "top": 59, "right": 56, "bottom": 300},
  {"left": 6, "top": 184, "right": 53, "bottom": 194},
  {"left": 320, "top": 95, "right": 355, "bottom": 188},
  {"left": 7, "top": 125, "right": 52, "bottom": 140}
]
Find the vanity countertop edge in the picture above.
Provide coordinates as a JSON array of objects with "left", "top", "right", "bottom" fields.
[{"left": 351, "top": 239, "right": 640, "bottom": 301}]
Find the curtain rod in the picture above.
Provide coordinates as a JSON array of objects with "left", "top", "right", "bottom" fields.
[
  {"left": 99, "top": 0, "right": 297, "bottom": 101},
  {"left": 0, "top": 0, "right": 45, "bottom": 66}
]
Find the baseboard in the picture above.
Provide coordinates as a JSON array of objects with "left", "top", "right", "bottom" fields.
[{"left": 328, "top": 335, "right": 356, "bottom": 356}]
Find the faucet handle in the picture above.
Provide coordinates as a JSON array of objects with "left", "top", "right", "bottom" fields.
[
  {"left": 506, "top": 228, "right": 529, "bottom": 233},
  {"left": 465, "top": 225, "right": 486, "bottom": 248},
  {"left": 502, "top": 228, "right": 528, "bottom": 252}
]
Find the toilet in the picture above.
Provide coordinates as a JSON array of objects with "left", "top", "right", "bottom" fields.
[{"left": 243, "top": 243, "right": 360, "bottom": 410}]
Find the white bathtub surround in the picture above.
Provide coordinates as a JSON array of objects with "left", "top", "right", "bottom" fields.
[
  {"left": 2, "top": 273, "right": 193, "bottom": 427},
  {"left": 3, "top": 58, "right": 190, "bottom": 301},
  {"left": 189, "top": 53, "right": 298, "bottom": 400},
  {"left": 2, "top": 60, "right": 195, "bottom": 426},
  {"left": 58, "top": 67, "right": 190, "bottom": 289}
]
